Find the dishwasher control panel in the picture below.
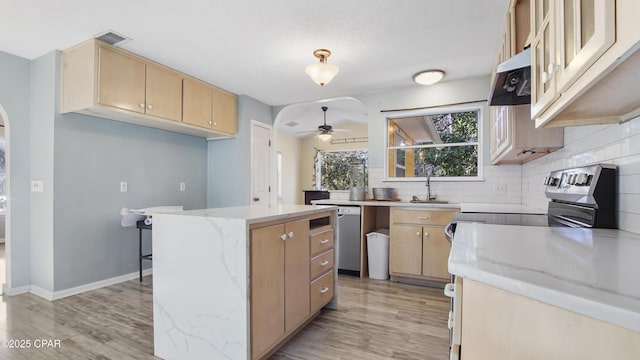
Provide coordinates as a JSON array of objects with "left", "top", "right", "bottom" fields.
[{"left": 337, "top": 206, "right": 361, "bottom": 215}]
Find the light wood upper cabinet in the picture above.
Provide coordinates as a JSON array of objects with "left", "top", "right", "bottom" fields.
[
  {"left": 491, "top": 0, "right": 563, "bottom": 164},
  {"left": 182, "top": 78, "right": 213, "bottom": 129},
  {"left": 529, "top": 0, "right": 640, "bottom": 128},
  {"left": 97, "top": 47, "right": 146, "bottom": 114},
  {"left": 61, "top": 39, "right": 236, "bottom": 139},
  {"left": 145, "top": 65, "right": 183, "bottom": 121},
  {"left": 183, "top": 77, "right": 238, "bottom": 135},
  {"left": 211, "top": 86, "right": 238, "bottom": 134}
]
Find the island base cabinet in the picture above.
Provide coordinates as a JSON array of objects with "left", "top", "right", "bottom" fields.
[
  {"left": 460, "top": 279, "right": 640, "bottom": 359},
  {"left": 310, "top": 271, "right": 334, "bottom": 312}
]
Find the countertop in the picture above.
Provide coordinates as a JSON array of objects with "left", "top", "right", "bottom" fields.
[
  {"left": 312, "top": 199, "right": 546, "bottom": 214},
  {"left": 312, "top": 199, "right": 460, "bottom": 209},
  {"left": 449, "top": 223, "right": 640, "bottom": 332},
  {"left": 163, "top": 204, "right": 337, "bottom": 224}
]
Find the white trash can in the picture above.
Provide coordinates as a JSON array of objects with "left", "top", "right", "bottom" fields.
[{"left": 366, "top": 229, "right": 390, "bottom": 280}]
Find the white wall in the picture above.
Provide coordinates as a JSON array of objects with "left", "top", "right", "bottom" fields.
[
  {"left": 523, "top": 115, "right": 640, "bottom": 234},
  {"left": 276, "top": 132, "right": 302, "bottom": 204}
]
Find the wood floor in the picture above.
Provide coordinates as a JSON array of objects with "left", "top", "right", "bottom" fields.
[{"left": 0, "top": 275, "right": 449, "bottom": 359}]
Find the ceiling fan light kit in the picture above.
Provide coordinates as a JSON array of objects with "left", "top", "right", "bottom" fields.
[
  {"left": 413, "top": 69, "right": 446, "bottom": 85},
  {"left": 305, "top": 49, "right": 340, "bottom": 86},
  {"left": 318, "top": 106, "right": 333, "bottom": 141}
]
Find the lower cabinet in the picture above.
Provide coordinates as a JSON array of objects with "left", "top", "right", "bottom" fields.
[
  {"left": 389, "top": 208, "right": 456, "bottom": 282},
  {"left": 460, "top": 279, "right": 640, "bottom": 359},
  {"left": 250, "top": 212, "right": 335, "bottom": 360}
]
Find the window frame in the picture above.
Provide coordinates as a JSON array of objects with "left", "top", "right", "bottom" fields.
[{"left": 383, "top": 104, "right": 484, "bottom": 182}]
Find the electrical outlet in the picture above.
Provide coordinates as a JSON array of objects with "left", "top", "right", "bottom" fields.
[
  {"left": 31, "top": 180, "right": 44, "bottom": 192},
  {"left": 180, "top": 182, "right": 186, "bottom": 192},
  {"left": 120, "top": 181, "right": 128, "bottom": 193},
  {"left": 494, "top": 183, "right": 507, "bottom": 194}
]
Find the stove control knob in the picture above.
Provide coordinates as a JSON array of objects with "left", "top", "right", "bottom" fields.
[
  {"left": 568, "top": 174, "right": 576, "bottom": 185},
  {"left": 543, "top": 177, "right": 549, "bottom": 185},
  {"left": 548, "top": 177, "right": 559, "bottom": 186},
  {"left": 576, "top": 173, "right": 589, "bottom": 185}
]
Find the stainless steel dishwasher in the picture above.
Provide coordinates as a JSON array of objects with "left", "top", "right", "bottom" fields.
[{"left": 337, "top": 206, "right": 361, "bottom": 276}]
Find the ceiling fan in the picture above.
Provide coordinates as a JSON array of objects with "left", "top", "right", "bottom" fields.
[{"left": 295, "top": 106, "right": 347, "bottom": 141}]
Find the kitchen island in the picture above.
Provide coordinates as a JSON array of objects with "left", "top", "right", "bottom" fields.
[
  {"left": 151, "top": 205, "right": 337, "bottom": 360},
  {"left": 448, "top": 223, "right": 640, "bottom": 358}
]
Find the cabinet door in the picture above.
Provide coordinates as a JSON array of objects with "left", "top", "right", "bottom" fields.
[
  {"left": 145, "top": 65, "right": 182, "bottom": 122},
  {"left": 422, "top": 225, "right": 451, "bottom": 280},
  {"left": 555, "top": 0, "right": 615, "bottom": 93},
  {"left": 284, "top": 219, "right": 310, "bottom": 333},
  {"left": 182, "top": 78, "right": 212, "bottom": 129},
  {"left": 211, "top": 87, "right": 238, "bottom": 134},
  {"left": 97, "top": 47, "right": 145, "bottom": 113},
  {"left": 389, "top": 224, "right": 423, "bottom": 276},
  {"left": 251, "top": 224, "right": 285, "bottom": 359},
  {"left": 531, "top": 0, "right": 559, "bottom": 118},
  {"left": 490, "top": 105, "right": 512, "bottom": 163}
]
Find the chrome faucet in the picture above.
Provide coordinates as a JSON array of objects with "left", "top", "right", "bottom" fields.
[{"left": 426, "top": 165, "right": 436, "bottom": 200}]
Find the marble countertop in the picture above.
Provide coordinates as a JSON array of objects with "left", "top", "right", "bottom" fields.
[
  {"left": 312, "top": 199, "right": 546, "bottom": 214},
  {"left": 168, "top": 204, "right": 336, "bottom": 225},
  {"left": 449, "top": 223, "right": 640, "bottom": 332}
]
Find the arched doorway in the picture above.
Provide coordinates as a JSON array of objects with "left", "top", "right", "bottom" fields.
[
  {"left": 0, "top": 104, "right": 10, "bottom": 295},
  {"left": 271, "top": 97, "right": 368, "bottom": 205}
]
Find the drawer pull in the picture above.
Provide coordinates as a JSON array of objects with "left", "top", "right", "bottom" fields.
[
  {"left": 320, "top": 287, "right": 330, "bottom": 294},
  {"left": 418, "top": 216, "right": 429, "bottom": 220},
  {"left": 320, "top": 260, "right": 329, "bottom": 266},
  {"left": 320, "top": 239, "right": 330, "bottom": 244}
]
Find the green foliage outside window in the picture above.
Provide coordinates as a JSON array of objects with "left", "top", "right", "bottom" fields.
[
  {"left": 314, "top": 150, "right": 368, "bottom": 190},
  {"left": 415, "top": 111, "right": 478, "bottom": 177}
]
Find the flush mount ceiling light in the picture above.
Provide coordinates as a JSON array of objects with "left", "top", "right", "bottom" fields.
[
  {"left": 413, "top": 70, "right": 446, "bottom": 85},
  {"left": 305, "top": 49, "right": 340, "bottom": 86}
]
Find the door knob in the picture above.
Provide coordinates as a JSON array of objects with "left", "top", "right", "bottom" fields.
[
  {"left": 288, "top": 232, "right": 294, "bottom": 238},
  {"left": 280, "top": 234, "right": 287, "bottom": 241}
]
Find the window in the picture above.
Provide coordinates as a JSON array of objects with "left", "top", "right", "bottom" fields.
[
  {"left": 386, "top": 107, "right": 480, "bottom": 179},
  {"left": 314, "top": 149, "right": 368, "bottom": 190}
]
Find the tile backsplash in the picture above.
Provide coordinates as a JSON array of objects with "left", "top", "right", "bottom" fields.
[{"left": 523, "top": 115, "right": 640, "bottom": 234}]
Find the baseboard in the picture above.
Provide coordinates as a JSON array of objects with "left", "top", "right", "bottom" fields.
[
  {"left": 3, "top": 284, "right": 30, "bottom": 296},
  {"left": 4, "top": 268, "right": 153, "bottom": 301}
]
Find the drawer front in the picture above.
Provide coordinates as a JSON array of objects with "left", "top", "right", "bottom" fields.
[
  {"left": 310, "top": 229, "right": 335, "bottom": 255},
  {"left": 392, "top": 209, "right": 456, "bottom": 225},
  {"left": 310, "top": 249, "right": 334, "bottom": 280},
  {"left": 310, "top": 271, "right": 334, "bottom": 312}
]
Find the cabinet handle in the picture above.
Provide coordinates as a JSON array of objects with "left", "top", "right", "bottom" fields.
[
  {"left": 139, "top": 103, "right": 145, "bottom": 108},
  {"left": 288, "top": 231, "right": 294, "bottom": 238},
  {"left": 147, "top": 104, "right": 153, "bottom": 110},
  {"left": 320, "top": 260, "right": 329, "bottom": 266},
  {"left": 320, "top": 287, "right": 329, "bottom": 294},
  {"left": 320, "top": 239, "right": 330, "bottom": 244},
  {"left": 424, "top": 232, "right": 429, "bottom": 237},
  {"left": 208, "top": 120, "right": 213, "bottom": 125},
  {"left": 280, "top": 234, "right": 287, "bottom": 241},
  {"left": 416, "top": 232, "right": 421, "bottom": 236}
]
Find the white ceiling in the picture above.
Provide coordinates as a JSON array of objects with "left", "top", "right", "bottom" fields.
[{"left": 1, "top": 0, "right": 508, "bottom": 109}]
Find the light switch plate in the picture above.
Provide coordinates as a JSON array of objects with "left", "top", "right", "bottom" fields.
[
  {"left": 31, "top": 180, "right": 44, "bottom": 192},
  {"left": 180, "top": 182, "right": 186, "bottom": 192},
  {"left": 120, "top": 181, "right": 128, "bottom": 193}
]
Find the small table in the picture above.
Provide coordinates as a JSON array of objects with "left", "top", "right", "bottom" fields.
[{"left": 136, "top": 220, "right": 152, "bottom": 281}]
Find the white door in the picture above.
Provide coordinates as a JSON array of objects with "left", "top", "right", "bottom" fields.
[{"left": 251, "top": 121, "right": 272, "bottom": 206}]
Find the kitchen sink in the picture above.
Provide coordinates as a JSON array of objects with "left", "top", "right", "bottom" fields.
[{"left": 409, "top": 199, "right": 449, "bottom": 204}]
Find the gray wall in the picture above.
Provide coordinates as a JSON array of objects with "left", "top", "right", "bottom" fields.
[
  {"left": 30, "top": 52, "right": 57, "bottom": 291},
  {"left": 3, "top": 50, "right": 208, "bottom": 292},
  {"left": 207, "top": 95, "right": 272, "bottom": 207},
  {"left": 0, "top": 51, "right": 32, "bottom": 288}
]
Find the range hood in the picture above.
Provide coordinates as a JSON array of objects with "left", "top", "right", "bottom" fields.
[{"left": 488, "top": 47, "right": 531, "bottom": 106}]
